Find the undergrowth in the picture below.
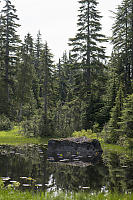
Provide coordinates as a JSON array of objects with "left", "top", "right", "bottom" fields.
[{"left": 0, "top": 126, "right": 48, "bottom": 145}]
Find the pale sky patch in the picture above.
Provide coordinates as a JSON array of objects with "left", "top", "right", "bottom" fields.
[{"left": 1, "top": 0, "right": 122, "bottom": 62}]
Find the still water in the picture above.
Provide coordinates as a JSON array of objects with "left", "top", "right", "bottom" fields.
[{"left": 0, "top": 144, "right": 133, "bottom": 193}]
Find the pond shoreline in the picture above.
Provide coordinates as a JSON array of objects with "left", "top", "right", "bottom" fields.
[
  {"left": 0, "top": 127, "right": 133, "bottom": 199},
  {"left": 0, "top": 188, "right": 132, "bottom": 200}
]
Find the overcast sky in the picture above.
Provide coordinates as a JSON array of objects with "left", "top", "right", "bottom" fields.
[{"left": 2, "top": 0, "right": 122, "bottom": 62}]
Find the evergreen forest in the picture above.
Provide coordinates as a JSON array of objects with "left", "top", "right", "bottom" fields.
[{"left": 0, "top": 0, "right": 133, "bottom": 146}]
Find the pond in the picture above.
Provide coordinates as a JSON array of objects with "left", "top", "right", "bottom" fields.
[{"left": 0, "top": 143, "right": 133, "bottom": 193}]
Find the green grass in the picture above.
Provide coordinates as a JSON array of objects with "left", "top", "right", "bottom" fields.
[
  {"left": 72, "top": 129, "right": 131, "bottom": 154},
  {"left": 0, "top": 126, "right": 48, "bottom": 145},
  {"left": 101, "top": 142, "right": 128, "bottom": 153},
  {"left": 0, "top": 126, "right": 130, "bottom": 153},
  {"left": 0, "top": 190, "right": 132, "bottom": 200}
]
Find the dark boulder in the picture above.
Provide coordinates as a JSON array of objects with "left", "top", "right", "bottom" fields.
[{"left": 47, "top": 136, "right": 103, "bottom": 163}]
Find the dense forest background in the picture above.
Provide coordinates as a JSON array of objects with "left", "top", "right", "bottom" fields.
[{"left": 0, "top": 0, "right": 133, "bottom": 145}]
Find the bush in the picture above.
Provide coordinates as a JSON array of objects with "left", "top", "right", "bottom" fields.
[
  {"left": 21, "top": 115, "right": 40, "bottom": 137},
  {"left": 0, "top": 114, "right": 13, "bottom": 131},
  {"left": 21, "top": 113, "right": 54, "bottom": 137},
  {"left": 72, "top": 129, "right": 93, "bottom": 137},
  {"left": 72, "top": 129, "right": 98, "bottom": 139},
  {"left": 0, "top": 179, "right": 4, "bottom": 189},
  {"left": 119, "top": 94, "right": 133, "bottom": 138}
]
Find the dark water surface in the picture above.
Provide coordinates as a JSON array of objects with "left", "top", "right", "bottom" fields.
[{"left": 0, "top": 144, "right": 133, "bottom": 193}]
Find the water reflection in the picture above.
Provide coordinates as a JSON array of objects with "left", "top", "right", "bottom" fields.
[
  {"left": 0, "top": 144, "right": 47, "bottom": 190},
  {"left": 46, "top": 159, "right": 108, "bottom": 192},
  {"left": 102, "top": 150, "right": 133, "bottom": 193},
  {"left": 0, "top": 144, "right": 133, "bottom": 193}
]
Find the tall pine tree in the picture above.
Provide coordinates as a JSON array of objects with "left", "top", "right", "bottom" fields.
[
  {"left": 0, "top": 0, "right": 20, "bottom": 116},
  {"left": 68, "top": 0, "right": 107, "bottom": 129},
  {"left": 16, "top": 33, "right": 35, "bottom": 121},
  {"left": 111, "top": 0, "right": 133, "bottom": 94},
  {"left": 39, "top": 42, "right": 55, "bottom": 137}
]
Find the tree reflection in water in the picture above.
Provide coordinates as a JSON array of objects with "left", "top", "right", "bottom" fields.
[{"left": 0, "top": 145, "right": 133, "bottom": 193}]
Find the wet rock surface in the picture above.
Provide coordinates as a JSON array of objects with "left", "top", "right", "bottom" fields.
[{"left": 47, "top": 136, "right": 103, "bottom": 164}]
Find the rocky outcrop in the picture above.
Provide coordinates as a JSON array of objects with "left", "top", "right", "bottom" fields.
[{"left": 47, "top": 136, "right": 103, "bottom": 163}]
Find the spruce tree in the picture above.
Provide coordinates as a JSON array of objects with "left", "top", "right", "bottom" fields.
[
  {"left": 68, "top": 0, "right": 107, "bottom": 129},
  {"left": 119, "top": 94, "right": 133, "bottom": 138},
  {"left": 33, "top": 31, "right": 43, "bottom": 108},
  {"left": 16, "top": 33, "right": 35, "bottom": 121},
  {"left": 112, "top": 0, "right": 133, "bottom": 93},
  {"left": 104, "top": 83, "right": 124, "bottom": 144},
  {"left": 39, "top": 42, "right": 55, "bottom": 136},
  {"left": 0, "top": 0, "right": 20, "bottom": 116}
]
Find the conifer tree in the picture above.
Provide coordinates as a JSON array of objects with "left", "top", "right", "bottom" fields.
[
  {"left": 34, "top": 31, "right": 43, "bottom": 76},
  {"left": 0, "top": 0, "right": 20, "bottom": 116},
  {"left": 68, "top": 0, "right": 107, "bottom": 129},
  {"left": 104, "top": 83, "right": 124, "bottom": 144},
  {"left": 39, "top": 42, "right": 54, "bottom": 136},
  {"left": 16, "top": 33, "right": 35, "bottom": 121},
  {"left": 112, "top": 0, "right": 133, "bottom": 93},
  {"left": 33, "top": 31, "right": 43, "bottom": 108},
  {"left": 119, "top": 94, "right": 133, "bottom": 138}
]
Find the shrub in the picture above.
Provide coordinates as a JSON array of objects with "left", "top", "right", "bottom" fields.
[
  {"left": 0, "top": 179, "right": 4, "bottom": 189},
  {"left": 21, "top": 115, "right": 40, "bottom": 137},
  {"left": 72, "top": 129, "right": 97, "bottom": 139},
  {"left": 21, "top": 113, "right": 54, "bottom": 137},
  {"left": 0, "top": 114, "right": 13, "bottom": 131},
  {"left": 119, "top": 94, "right": 133, "bottom": 138},
  {"left": 72, "top": 129, "right": 103, "bottom": 142}
]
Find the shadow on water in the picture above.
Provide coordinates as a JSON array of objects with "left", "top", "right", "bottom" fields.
[
  {"left": 0, "top": 144, "right": 133, "bottom": 193},
  {"left": 0, "top": 144, "right": 47, "bottom": 190}
]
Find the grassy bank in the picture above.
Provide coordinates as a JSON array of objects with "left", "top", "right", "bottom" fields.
[
  {"left": 0, "top": 190, "right": 132, "bottom": 200},
  {"left": 0, "top": 126, "right": 48, "bottom": 145},
  {"left": 72, "top": 129, "right": 131, "bottom": 154},
  {"left": 0, "top": 127, "right": 129, "bottom": 151}
]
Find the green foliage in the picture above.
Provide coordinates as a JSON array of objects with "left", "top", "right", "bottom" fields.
[
  {"left": 73, "top": 129, "right": 93, "bottom": 137},
  {"left": 101, "top": 0, "right": 133, "bottom": 145},
  {"left": 69, "top": 0, "right": 107, "bottom": 63},
  {"left": 21, "top": 115, "right": 40, "bottom": 137},
  {"left": 0, "top": 79, "right": 9, "bottom": 115},
  {"left": 21, "top": 112, "right": 54, "bottom": 138},
  {"left": 72, "top": 129, "right": 103, "bottom": 142},
  {"left": 103, "top": 92, "right": 133, "bottom": 146},
  {"left": 53, "top": 99, "right": 87, "bottom": 137},
  {"left": 111, "top": 0, "right": 133, "bottom": 93},
  {"left": 119, "top": 94, "right": 133, "bottom": 138},
  {"left": 0, "top": 0, "right": 21, "bottom": 117},
  {"left": 0, "top": 190, "right": 132, "bottom": 200},
  {"left": 103, "top": 84, "right": 124, "bottom": 144},
  {"left": 0, "top": 114, "right": 13, "bottom": 131},
  {"left": 0, "top": 179, "right": 4, "bottom": 189},
  {"left": 0, "top": 0, "right": 132, "bottom": 140},
  {"left": 0, "top": 126, "right": 48, "bottom": 145},
  {"left": 68, "top": 0, "right": 107, "bottom": 130},
  {"left": 117, "top": 135, "right": 129, "bottom": 147}
]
